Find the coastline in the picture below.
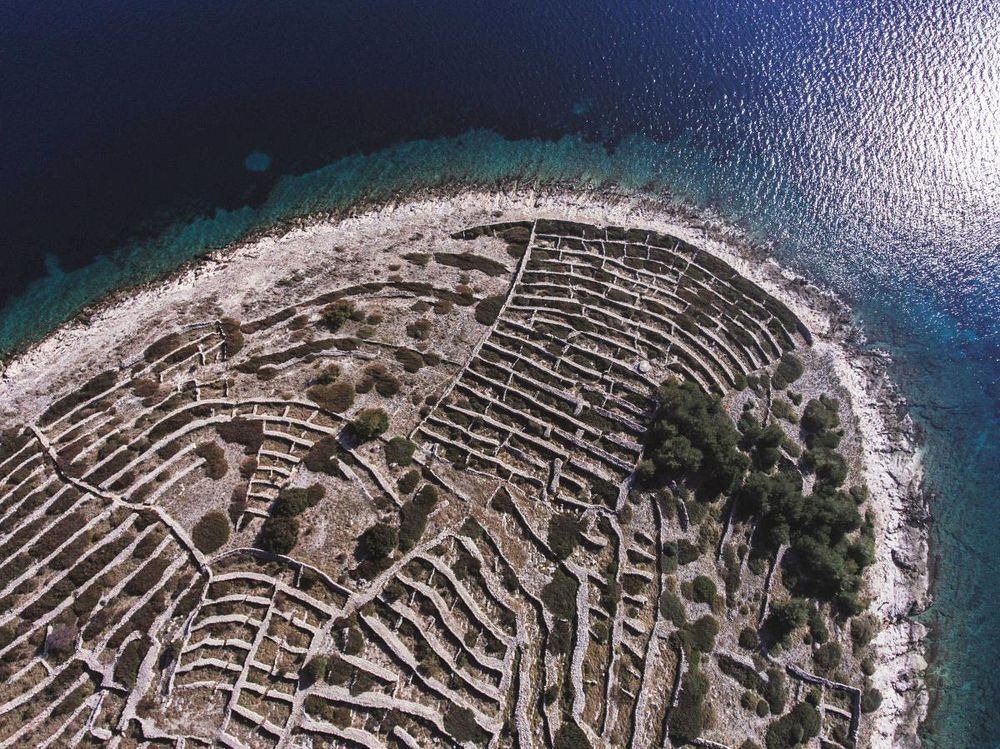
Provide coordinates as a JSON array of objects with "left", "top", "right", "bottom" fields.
[{"left": 0, "top": 186, "right": 932, "bottom": 745}]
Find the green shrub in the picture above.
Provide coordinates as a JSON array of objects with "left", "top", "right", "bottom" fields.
[
  {"left": 692, "top": 575, "right": 717, "bottom": 605},
  {"left": 659, "top": 591, "right": 687, "bottom": 626},
  {"left": 475, "top": 295, "right": 505, "bottom": 325},
  {"left": 739, "top": 627, "right": 760, "bottom": 650},
  {"left": 216, "top": 418, "right": 264, "bottom": 454},
  {"left": 765, "top": 702, "right": 820, "bottom": 749},
  {"left": 397, "top": 469, "right": 420, "bottom": 494},
  {"left": 771, "top": 353, "right": 804, "bottom": 391},
  {"left": 763, "top": 668, "right": 787, "bottom": 714},
  {"left": 802, "top": 446, "right": 848, "bottom": 487},
  {"left": 765, "top": 599, "right": 810, "bottom": 645},
  {"left": 861, "top": 687, "right": 883, "bottom": 713},
  {"left": 771, "top": 398, "right": 798, "bottom": 424},
  {"left": 808, "top": 609, "right": 829, "bottom": 644},
  {"left": 357, "top": 523, "right": 398, "bottom": 560},
  {"left": 257, "top": 516, "right": 299, "bottom": 555},
  {"left": 684, "top": 615, "right": 719, "bottom": 653},
  {"left": 542, "top": 567, "right": 578, "bottom": 620},
  {"left": 321, "top": 301, "right": 355, "bottom": 331},
  {"left": 677, "top": 539, "right": 701, "bottom": 565},
  {"left": 547, "top": 513, "right": 582, "bottom": 561},
  {"left": 192, "top": 511, "right": 230, "bottom": 554},
  {"left": 813, "top": 641, "right": 842, "bottom": 673},
  {"left": 851, "top": 614, "right": 878, "bottom": 649},
  {"left": 307, "top": 380, "right": 355, "bottom": 413},
  {"left": 801, "top": 395, "right": 840, "bottom": 441},
  {"left": 351, "top": 408, "right": 389, "bottom": 441},
  {"left": 668, "top": 670, "right": 710, "bottom": 742},
  {"left": 384, "top": 437, "right": 416, "bottom": 467},
  {"left": 194, "top": 442, "right": 227, "bottom": 480}
]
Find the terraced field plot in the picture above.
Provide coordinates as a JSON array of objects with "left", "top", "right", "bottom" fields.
[{"left": 0, "top": 219, "right": 882, "bottom": 748}]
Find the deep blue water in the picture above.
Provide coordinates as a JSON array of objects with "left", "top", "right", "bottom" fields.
[{"left": 1, "top": 1, "right": 998, "bottom": 744}]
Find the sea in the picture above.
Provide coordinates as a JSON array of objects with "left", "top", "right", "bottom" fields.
[{"left": 1, "top": 1, "right": 997, "bottom": 744}]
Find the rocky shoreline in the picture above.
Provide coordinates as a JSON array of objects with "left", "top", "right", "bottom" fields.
[{"left": 0, "top": 186, "right": 932, "bottom": 746}]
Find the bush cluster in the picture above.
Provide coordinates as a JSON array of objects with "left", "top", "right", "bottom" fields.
[
  {"left": 384, "top": 437, "right": 416, "bottom": 467},
  {"left": 273, "top": 484, "right": 325, "bottom": 516},
  {"left": 547, "top": 513, "right": 583, "bottom": 561},
  {"left": 643, "top": 379, "right": 748, "bottom": 498},
  {"left": 764, "top": 598, "right": 810, "bottom": 645},
  {"left": 738, "top": 458, "right": 871, "bottom": 612},
  {"left": 192, "top": 511, "right": 230, "bottom": 554},
  {"left": 405, "top": 318, "right": 433, "bottom": 341},
  {"left": 307, "top": 379, "right": 355, "bottom": 413},
  {"left": 475, "top": 295, "right": 505, "bottom": 325},
  {"left": 356, "top": 362, "right": 401, "bottom": 397},
  {"left": 771, "top": 352, "right": 804, "bottom": 391},
  {"left": 738, "top": 412, "right": 786, "bottom": 472},
  {"left": 813, "top": 641, "right": 842, "bottom": 672},
  {"left": 351, "top": 408, "right": 389, "bottom": 441},
  {"left": 396, "top": 469, "right": 420, "bottom": 494},
  {"left": 765, "top": 702, "right": 820, "bottom": 749},
  {"left": 434, "top": 251, "right": 509, "bottom": 277},
  {"left": 388, "top": 350, "right": 426, "bottom": 377},
  {"left": 216, "top": 418, "right": 264, "bottom": 454},
  {"left": 356, "top": 523, "right": 398, "bottom": 560},
  {"left": 257, "top": 516, "right": 299, "bottom": 555},
  {"left": 398, "top": 485, "right": 438, "bottom": 551},
  {"left": 304, "top": 435, "right": 340, "bottom": 475},
  {"left": 321, "top": 300, "right": 355, "bottom": 332},
  {"left": 219, "top": 317, "right": 245, "bottom": 355},
  {"left": 667, "top": 669, "right": 711, "bottom": 742},
  {"left": 195, "top": 441, "right": 228, "bottom": 480},
  {"left": 256, "top": 484, "right": 323, "bottom": 555},
  {"left": 542, "top": 567, "right": 578, "bottom": 620}
]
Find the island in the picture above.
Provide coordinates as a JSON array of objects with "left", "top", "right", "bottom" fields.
[{"left": 0, "top": 190, "right": 930, "bottom": 748}]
